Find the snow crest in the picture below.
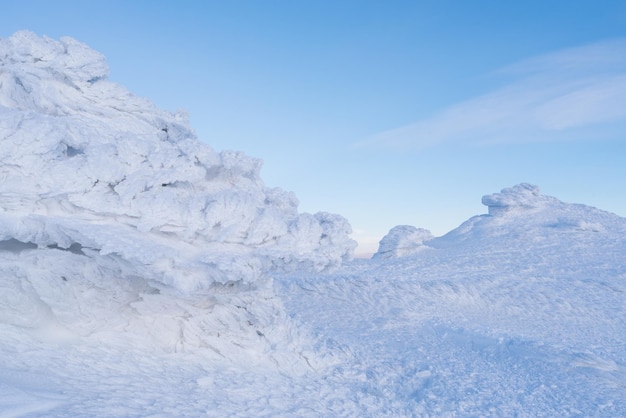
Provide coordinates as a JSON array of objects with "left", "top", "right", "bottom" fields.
[{"left": 0, "top": 31, "right": 356, "bottom": 292}]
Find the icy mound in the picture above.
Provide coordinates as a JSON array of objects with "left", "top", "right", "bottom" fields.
[
  {"left": 448, "top": 183, "right": 626, "bottom": 240},
  {"left": 378, "top": 183, "right": 626, "bottom": 258},
  {"left": 0, "top": 31, "right": 355, "bottom": 292},
  {"left": 481, "top": 183, "right": 559, "bottom": 216},
  {"left": 373, "top": 225, "right": 433, "bottom": 259}
]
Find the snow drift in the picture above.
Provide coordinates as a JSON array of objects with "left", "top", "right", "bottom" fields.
[{"left": 0, "top": 31, "right": 356, "bottom": 293}]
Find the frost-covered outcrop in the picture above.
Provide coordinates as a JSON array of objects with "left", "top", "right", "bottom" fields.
[
  {"left": 377, "top": 183, "right": 626, "bottom": 259},
  {"left": 0, "top": 31, "right": 356, "bottom": 292},
  {"left": 481, "top": 183, "right": 559, "bottom": 216},
  {"left": 373, "top": 225, "right": 433, "bottom": 259}
]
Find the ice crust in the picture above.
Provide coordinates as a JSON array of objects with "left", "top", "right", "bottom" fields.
[{"left": 0, "top": 31, "right": 356, "bottom": 292}]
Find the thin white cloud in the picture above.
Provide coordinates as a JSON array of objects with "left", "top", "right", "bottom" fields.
[{"left": 361, "top": 39, "right": 626, "bottom": 149}]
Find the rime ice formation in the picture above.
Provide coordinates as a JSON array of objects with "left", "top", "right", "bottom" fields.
[
  {"left": 442, "top": 182, "right": 625, "bottom": 242},
  {"left": 0, "top": 31, "right": 356, "bottom": 292},
  {"left": 0, "top": 30, "right": 355, "bottom": 376},
  {"left": 373, "top": 225, "right": 433, "bottom": 259},
  {"left": 481, "top": 182, "right": 558, "bottom": 216}
]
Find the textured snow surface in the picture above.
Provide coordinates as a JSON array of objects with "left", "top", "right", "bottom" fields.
[
  {"left": 1, "top": 32, "right": 626, "bottom": 416},
  {"left": 280, "top": 185, "right": 626, "bottom": 416}
]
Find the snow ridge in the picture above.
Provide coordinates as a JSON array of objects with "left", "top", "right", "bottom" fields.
[{"left": 376, "top": 183, "right": 626, "bottom": 257}]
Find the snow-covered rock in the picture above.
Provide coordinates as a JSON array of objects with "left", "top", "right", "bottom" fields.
[
  {"left": 0, "top": 31, "right": 356, "bottom": 293},
  {"left": 373, "top": 225, "right": 433, "bottom": 259},
  {"left": 481, "top": 182, "right": 558, "bottom": 216},
  {"left": 0, "top": 30, "right": 355, "bottom": 379}
]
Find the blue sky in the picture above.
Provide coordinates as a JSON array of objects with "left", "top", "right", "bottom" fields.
[{"left": 3, "top": 1, "right": 626, "bottom": 255}]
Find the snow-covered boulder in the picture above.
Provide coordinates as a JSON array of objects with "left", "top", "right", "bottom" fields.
[
  {"left": 0, "top": 31, "right": 356, "bottom": 292},
  {"left": 373, "top": 225, "right": 433, "bottom": 259},
  {"left": 481, "top": 183, "right": 558, "bottom": 216}
]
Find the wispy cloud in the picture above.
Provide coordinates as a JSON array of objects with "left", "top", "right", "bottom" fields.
[{"left": 361, "top": 39, "right": 626, "bottom": 149}]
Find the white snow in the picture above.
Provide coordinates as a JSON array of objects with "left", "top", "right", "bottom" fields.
[
  {"left": 1, "top": 31, "right": 625, "bottom": 416},
  {"left": 373, "top": 225, "right": 433, "bottom": 259},
  {"left": 0, "top": 30, "right": 356, "bottom": 292}
]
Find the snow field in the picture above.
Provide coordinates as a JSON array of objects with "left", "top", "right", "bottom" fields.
[{"left": 0, "top": 32, "right": 625, "bottom": 416}]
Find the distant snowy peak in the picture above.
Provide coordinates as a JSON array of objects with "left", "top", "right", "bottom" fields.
[
  {"left": 376, "top": 183, "right": 626, "bottom": 258},
  {"left": 0, "top": 31, "right": 356, "bottom": 291}
]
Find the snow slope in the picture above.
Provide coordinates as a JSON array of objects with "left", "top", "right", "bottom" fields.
[
  {"left": 281, "top": 183, "right": 626, "bottom": 416},
  {"left": 1, "top": 32, "right": 625, "bottom": 416}
]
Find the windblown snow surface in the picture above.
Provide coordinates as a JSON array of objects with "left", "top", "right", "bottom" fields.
[{"left": 1, "top": 31, "right": 625, "bottom": 417}]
